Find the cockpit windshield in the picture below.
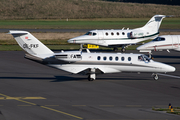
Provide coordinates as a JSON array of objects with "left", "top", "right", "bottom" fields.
[
  {"left": 153, "top": 37, "right": 165, "bottom": 41},
  {"left": 138, "top": 55, "right": 151, "bottom": 63},
  {"left": 85, "top": 32, "right": 97, "bottom": 36}
]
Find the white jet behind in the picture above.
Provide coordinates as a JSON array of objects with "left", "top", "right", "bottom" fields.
[
  {"left": 9, "top": 30, "right": 175, "bottom": 81},
  {"left": 68, "top": 15, "right": 166, "bottom": 52},
  {"left": 137, "top": 35, "right": 180, "bottom": 55}
]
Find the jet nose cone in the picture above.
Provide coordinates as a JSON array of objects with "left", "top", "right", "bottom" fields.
[
  {"left": 164, "top": 64, "right": 176, "bottom": 73},
  {"left": 137, "top": 45, "right": 145, "bottom": 50},
  {"left": 168, "top": 66, "right": 176, "bottom": 72},
  {"left": 68, "top": 39, "right": 75, "bottom": 43}
]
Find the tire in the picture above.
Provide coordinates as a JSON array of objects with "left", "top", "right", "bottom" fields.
[
  {"left": 121, "top": 48, "right": 126, "bottom": 52},
  {"left": 153, "top": 74, "right": 158, "bottom": 81},
  {"left": 88, "top": 75, "right": 94, "bottom": 81}
]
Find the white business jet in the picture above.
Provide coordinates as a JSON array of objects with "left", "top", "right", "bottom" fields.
[
  {"left": 137, "top": 35, "right": 180, "bottom": 55},
  {"left": 68, "top": 15, "right": 166, "bottom": 52},
  {"left": 9, "top": 30, "right": 175, "bottom": 81}
]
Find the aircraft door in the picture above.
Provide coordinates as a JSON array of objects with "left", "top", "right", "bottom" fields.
[
  {"left": 98, "top": 31, "right": 105, "bottom": 44},
  {"left": 172, "top": 36, "right": 179, "bottom": 49}
]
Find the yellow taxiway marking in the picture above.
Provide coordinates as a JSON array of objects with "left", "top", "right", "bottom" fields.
[
  {"left": 0, "top": 93, "right": 83, "bottom": 119},
  {"left": 44, "top": 105, "right": 59, "bottom": 106},
  {"left": 0, "top": 97, "right": 46, "bottom": 100},
  {"left": 41, "top": 106, "right": 83, "bottom": 119}
]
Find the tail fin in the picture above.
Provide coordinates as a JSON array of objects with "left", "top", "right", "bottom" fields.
[
  {"left": 141, "top": 15, "right": 166, "bottom": 32},
  {"left": 9, "top": 30, "right": 54, "bottom": 59}
]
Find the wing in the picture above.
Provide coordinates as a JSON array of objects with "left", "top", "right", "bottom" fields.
[{"left": 49, "top": 64, "right": 121, "bottom": 75}]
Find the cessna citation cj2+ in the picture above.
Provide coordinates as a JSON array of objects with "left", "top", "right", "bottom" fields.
[
  {"left": 9, "top": 30, "right": 175, "bottom": 81},
  {"left": 68, "top": 15, "right": 166, "bottom": 52},
  {"left": 137, "top": 35, "right": 180, "bottom": 54}
]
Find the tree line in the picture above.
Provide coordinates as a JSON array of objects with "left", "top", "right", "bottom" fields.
[{"left": 103, "top": 0, "right": 180, "bottom": 5}]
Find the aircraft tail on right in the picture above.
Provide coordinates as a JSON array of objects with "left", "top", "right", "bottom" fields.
[{"left": 141, "top": 15, "right": 166, "bottom": 32}]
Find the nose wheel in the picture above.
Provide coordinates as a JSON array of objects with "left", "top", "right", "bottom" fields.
[{"left": 152, "top": 73, "right": 159, "bottom": 80}]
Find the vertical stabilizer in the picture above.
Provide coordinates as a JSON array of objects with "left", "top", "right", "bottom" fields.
[
  {"left": 141, "top": 15, "right": 166, "bottom": 32},
  {"left": 9, "top": 30, "right": 54, "bottom": 58}
]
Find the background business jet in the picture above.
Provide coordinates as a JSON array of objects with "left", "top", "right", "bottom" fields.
[
  {"left": 9, "top": 30, "right": 175, "bottom": 81},
  {"left": 137, "top": 35, "right": 180, "bottom": 57},
  {"left": 68, "top": 15, "right": 166, "bottom": 52}
]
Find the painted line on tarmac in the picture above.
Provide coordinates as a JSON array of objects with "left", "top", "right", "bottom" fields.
[
  {"left": 41, "top": 106, "right": 83, "bottom": 119},
  {"left": 44, "top": 105, "right": 59, "bottom": 106},
  {"left": 0, "top": 97, "right": 46, "bottom": 100},
  {"left": 0, "top": 93, "right": 83, "bottom": 119}
]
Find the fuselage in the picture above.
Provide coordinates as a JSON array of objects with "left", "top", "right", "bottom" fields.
[
  {"left": 47, "top": 51, "right": 175, "bottom": 74},
  {"left": 68, "top": 29, "right": 159, "bottom": 47},
  {"left": 137, "top": 35, "right": 180, "bottom": 52}
]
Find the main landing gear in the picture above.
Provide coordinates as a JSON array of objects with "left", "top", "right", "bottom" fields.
[
  {"left": 113, "top": 47, "right": 126, "bottom": 52},
  {"left": 87, "top": 68, "right": 96, "bottom": 81},
  {"left": 152, "top": 73, "right": 159, "bottom": 81}
]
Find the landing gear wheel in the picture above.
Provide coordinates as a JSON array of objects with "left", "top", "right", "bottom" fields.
[
  {"left": 88, "top": 75, "right": 94, "bottom": 81},
  {"left": 148, "top": 52, "right": 152, "bottom": 59},
  {"left": 153, "top": 74, "right": 158, "bottom": 81},
  {"left": 121, "top": 48, "right": 126, "bottom": 52}
]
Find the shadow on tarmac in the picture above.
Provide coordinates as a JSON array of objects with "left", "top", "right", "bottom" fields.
[{"left": 0, "top": 75, "right": 151, "bottom": 82}]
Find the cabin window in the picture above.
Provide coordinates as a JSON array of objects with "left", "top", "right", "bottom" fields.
[
  {"left": 138, "top": 55, "right": 150, "bottom": 62},
  {"left": 109, "top": 56, "right": 113, "bottom": 61},
  {"left": 111, "top": 32, "right": 114, "bottom": 36},
  {"left": 97, "top": 56, "right": 101, "bottom": 60},
  {"left": 122, "top": 32, "right": 125, "bottom": 35},
  {"left": 106, "top": 32, "right": 108, "bottom": 36},
  {"left": 103, "top": 56, "right": 107, "bottom": 61},
  {"left": 117, "top": 32, "right": 119, "bottom": 35},
  {"left": 121, "top": 57, "right": 125, "bottom": 61},
  {"left": 128, "top": 57, "right": 131, "bottom": 61},
  {"left": 85, "top": 32, "right": 93, "bottom": 36},
  {"left": 115, "top": 56, "right": 119, "bottom": 61},
  {"left": 93, "top": 32, "right": 97, "bottom": 36},
  {"left": 138, "top": 56, "right": 143, "bottom": 61},
  {"left": 153, "top": 37, "right": 165, "bottom": 41},
  {"left": 85, "top": 32, "right": 97, "bottom": 36}
]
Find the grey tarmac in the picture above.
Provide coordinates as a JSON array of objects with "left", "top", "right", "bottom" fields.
[{"left": 0, "top": 50, "right": 180, "bottom": 120}]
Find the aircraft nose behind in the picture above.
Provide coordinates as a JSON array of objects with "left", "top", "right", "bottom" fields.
[
  {"left": 137, "top": 44, "right": 153, "bottom": 53},
  {"left": 137, "top": 44, "right": 146, "bottom": 50},
  {"left": 68, "top": 38, "right": 75, "bottom": 43}
]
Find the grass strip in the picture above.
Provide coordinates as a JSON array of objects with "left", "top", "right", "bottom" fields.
[
  {"left": 0, "top": 18, "right": 179, "bottom": 29},
  {"left": 152, "top": 107, "right": 180, "bottom": 115}
]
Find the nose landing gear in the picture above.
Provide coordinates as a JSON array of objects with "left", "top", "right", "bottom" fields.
[{"left": 152, "top": 73, "right": 159, "bottom": 80}]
